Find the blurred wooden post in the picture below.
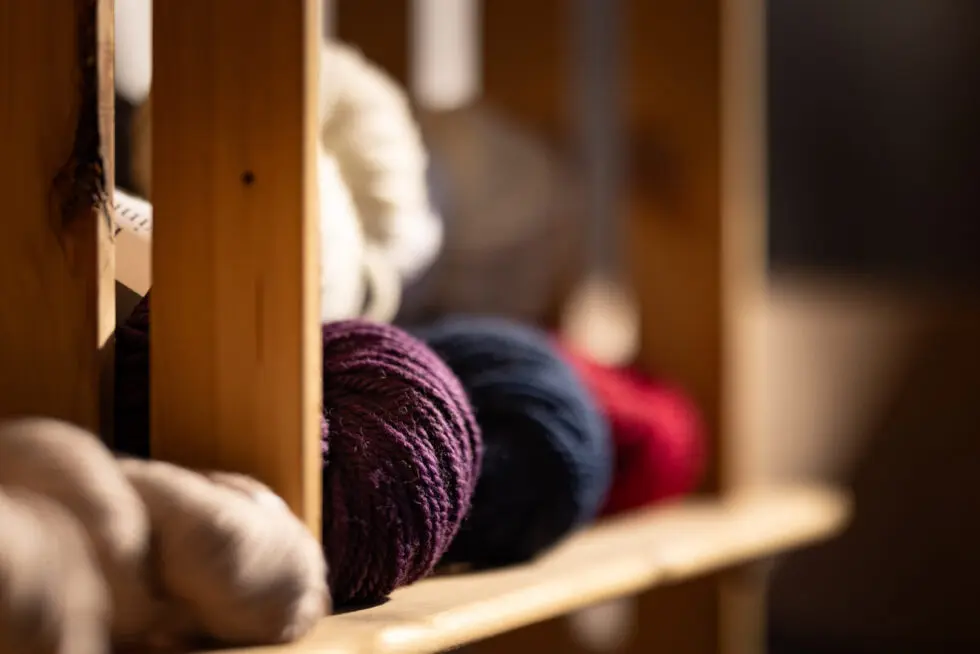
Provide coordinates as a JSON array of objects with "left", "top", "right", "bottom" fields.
[
  {"left": 0, "top": 0, "right": 116, "bottom": 433},
  {"left": 151, "top": 0, "right": 323, "bottom": 534},
  {"left": 627, "top": 0, "right": 768, "bottom": 652}
]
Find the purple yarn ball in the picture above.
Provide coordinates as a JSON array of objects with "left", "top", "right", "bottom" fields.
[{"left": 320, "top": 320, "right": 481, "bottom": 606}]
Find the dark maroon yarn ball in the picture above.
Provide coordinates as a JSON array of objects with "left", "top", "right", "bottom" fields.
[
  {"left": 114, "top": 291, "right": 152, "bottom": 458},
  {"left": 320, "top": 320, "right": 481, "bottom": 606}
]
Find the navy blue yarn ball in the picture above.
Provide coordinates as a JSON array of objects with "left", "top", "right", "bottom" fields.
[{"left": 413, "top": 316, "right": 613, "bottom": 567}]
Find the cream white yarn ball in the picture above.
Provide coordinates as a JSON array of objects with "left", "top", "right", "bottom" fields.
[
  {"left": 317, "top": 148, "right": 367, "bottom": 322},
  {"left": 319, "top": 41, "right": 444, "bottom": 285},
  {"left": 318, "top": 148, "right": 402, "bottom": 323},
  {"left": 114, "top": 0, "right": 152, "bottom": 105}
]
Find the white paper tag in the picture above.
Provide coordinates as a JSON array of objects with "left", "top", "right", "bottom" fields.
[{"left": 112, "top": 189, "right": 152, "bottom": 295}]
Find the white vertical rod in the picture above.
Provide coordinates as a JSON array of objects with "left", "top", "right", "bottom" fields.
[{"left": 410, "top": 0, "right": 482, "bottom": 110}]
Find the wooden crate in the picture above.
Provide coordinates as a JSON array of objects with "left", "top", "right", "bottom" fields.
[{"left": 0, "top": 2, "right": 846, "bottom": 653}]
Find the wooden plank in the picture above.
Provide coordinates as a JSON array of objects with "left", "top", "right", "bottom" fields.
[
  {"left": 625, "top": 0, "right": 768, "bottom": 652},
  {"left": 205, "top": 485, "right": 848, "bottom": 654},
  {"left": 0, "top": 0, "right": 115, "bottom": 434},
  {"left": 718, "top": 1, "right": 770, "bottom": 652},
  {"left": 627, "top": 0, "right": 725, "bottom": 493},
  {"left": 151, "top": 0, "right": 322, "bottom": 533},
  {"left": 483, "top": 0, "right": 571, "bottom": 141}
]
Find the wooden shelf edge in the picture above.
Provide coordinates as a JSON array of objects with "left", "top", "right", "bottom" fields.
[{"left": 209, "top": 484, "right": 849, "bottom": 654}]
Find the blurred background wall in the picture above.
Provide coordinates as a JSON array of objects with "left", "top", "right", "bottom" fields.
[
  {"left": 766, "top": 1, "right": 980, "bottom": 652},
  {"left": 768, "top": 0, "right": 980, "bottom": 289}
]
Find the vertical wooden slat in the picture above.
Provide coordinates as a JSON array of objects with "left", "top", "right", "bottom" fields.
[
  {"left": 624, "top": 1, "right": 724, "bottom": 647},
  {"left": 96, "top": 0, "right": 117, "bottom": 444},
  {"left": 151, "top": 0, "right": 322, "bottom": 533},
  {"left": 627, "top": 0, "right": 725, "bottom": 493},
  {"left": 0, "top": 0, "right": 115, "bottom": 434},
  {"left": 719, "top": 0, "right": 770, "bottom": 652},
  {"left": 627, "top": 0, "right": 768, "bottom": 652},
  {"left": 483, "top": 0, "right": 570, "bottom": 142}
]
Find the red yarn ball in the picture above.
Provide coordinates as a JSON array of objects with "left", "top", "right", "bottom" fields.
[{"left": 557, "top": 344, "right": 706, "bottom": 516}]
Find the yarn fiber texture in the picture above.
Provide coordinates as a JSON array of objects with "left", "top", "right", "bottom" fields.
[
  {"left": 320, "top": 41, "right": 444, "bottom": 285},
  {"left": 318, "top": 147, "right": 402, "bottom": 323},
  {"left": 320, "top": 320, "right": 481, "bottom": 606},
  {"left": 557, "top": 344, "right": 706, "bottom": 515},
  {"left": 413, "top": 317, "right": 613, "bottom": 567}
]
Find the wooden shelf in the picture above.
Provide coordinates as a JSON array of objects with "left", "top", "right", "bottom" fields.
[{"left": 214, "top": 484, "right": 848, "bottom": 654}]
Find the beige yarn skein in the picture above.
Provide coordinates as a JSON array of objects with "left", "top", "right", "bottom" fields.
[
  {"left": 0, "top": 488, "right": 110, "bottom": 654},
  {"left": 120, "top": 459, "right": 329, "bottom": 646},
  {"left": 0, "top": 418, "right": 156, "bottom": 644}
]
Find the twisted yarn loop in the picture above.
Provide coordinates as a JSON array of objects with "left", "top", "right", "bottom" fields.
[{"left": 320, "top": 41, "right": 444, "bottom": 284}]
